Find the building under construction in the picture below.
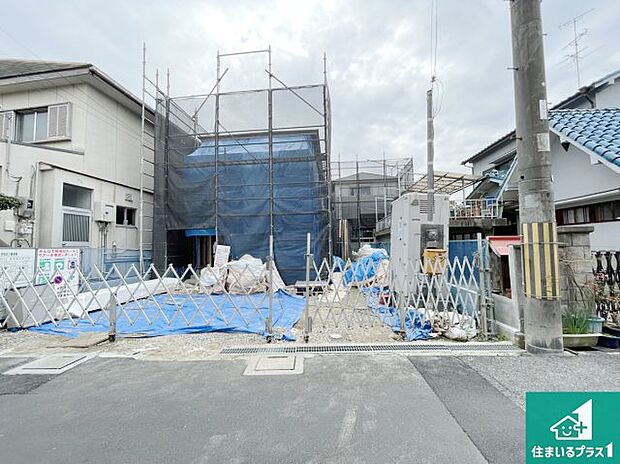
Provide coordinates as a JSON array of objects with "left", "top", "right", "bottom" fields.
[{"left": 150, "top": 49, "right": 331, "bottom": 283}]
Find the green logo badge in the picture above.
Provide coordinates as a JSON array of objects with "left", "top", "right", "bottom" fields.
[{"left": 527, "top": 392, "right": 620, "bottom": 462}]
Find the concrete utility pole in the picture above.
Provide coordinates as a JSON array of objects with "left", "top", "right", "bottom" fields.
[
  {"left": 510, "top": 0, "right": 563, "bottom": 354},
  {"left": 426, "top": 82, "right": 435, "bottom": 222}
]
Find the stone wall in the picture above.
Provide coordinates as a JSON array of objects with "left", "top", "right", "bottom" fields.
[{"left": 557, "top": 225, "right": 594, "bottom": 307}]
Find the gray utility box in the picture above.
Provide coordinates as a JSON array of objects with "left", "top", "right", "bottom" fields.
[{"left": 389, "top": 192, "right": 450, "bottom": 292}]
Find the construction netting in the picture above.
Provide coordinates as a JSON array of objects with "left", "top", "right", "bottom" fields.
[{"left": 153, "top": 83, "right": 331, "bottom": 285}]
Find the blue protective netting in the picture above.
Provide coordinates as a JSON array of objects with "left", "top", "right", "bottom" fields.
[
  {"left": 28, "top": 290, "right": 306, "bottom": 340},
  {"left": 166, "top": 132, "right": 329, "bottom": 284}
]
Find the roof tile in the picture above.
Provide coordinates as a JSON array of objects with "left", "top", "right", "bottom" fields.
[{"left": 549, "top": 108, "right": 620, "bottom": 169}]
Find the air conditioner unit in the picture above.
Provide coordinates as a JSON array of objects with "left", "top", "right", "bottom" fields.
[
  {"left": 94, "top": 201, "right": 115, "bottom": 222},
  {"left": 389, "top": 192, "right": 450, "bottom": 292}
]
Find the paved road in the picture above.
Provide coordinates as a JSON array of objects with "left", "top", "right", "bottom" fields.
[{"left": 1, "top": 351, "right": 587, "bottom": 464}]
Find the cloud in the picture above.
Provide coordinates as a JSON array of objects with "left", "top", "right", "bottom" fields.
[{"left": 1, "top": 0, "right": 618, "bottom": 174}]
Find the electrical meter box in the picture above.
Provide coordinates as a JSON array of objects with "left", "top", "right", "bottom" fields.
[
  {"left": 390, "top": 192, "right": 450, "bottom": 288},
  {"left": 16, "top": 197, "right": 34, "bottom": 219},
  {"left": 94, "top": 202, "right": 115, "bottom": 223}
]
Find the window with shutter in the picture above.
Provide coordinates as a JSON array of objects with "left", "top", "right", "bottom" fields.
[
  {"left": 47, "top": 103, "right": 71, "bottom": 138},
  {"left": 0, "top": 111, "right": 14, "bottom": 140}
]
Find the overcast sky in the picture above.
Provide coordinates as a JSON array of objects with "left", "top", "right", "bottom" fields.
[{"left": 1, "top": 0, "right": 618, "bottom": 173}]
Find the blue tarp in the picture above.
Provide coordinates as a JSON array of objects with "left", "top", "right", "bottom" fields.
[
  {"left": 28, "top": 290, "right": 306, "bottom": 341},
  {"left": 366, "top": 287, "right": 432, "bottom": 341},
  {"left": 343, "top": 250, "right": 388, "bottom": 285}
]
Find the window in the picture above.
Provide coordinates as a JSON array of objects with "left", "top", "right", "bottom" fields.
[
  {"left": 62, "top": 184, "right": 91, "bottom": 245},
  {"left": 594, "top": 202, "right": 614, "bottom": 222},
  {"left": 13, "top": 103, "right": 71, "bottom": 142},
  {"left": 116, "top": 206, "right": 136, "bottom": 226},
  {"left": 62, "top": 184, "right": 92, "bottom": 210},
  {"left": 556, "top": 200, "right": 620, "bottom": 226},
  {"left": 17, "top": 109, "right": 48, "bottom": 142}
]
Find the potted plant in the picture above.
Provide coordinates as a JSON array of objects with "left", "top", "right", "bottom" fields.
[{"left": 562, "top": 305, "right": 599, "bottom": 348}]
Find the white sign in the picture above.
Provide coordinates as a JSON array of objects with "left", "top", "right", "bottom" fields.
[
  {"left": 214, "top": 245, "right": 231, "bottom": 268},
  {"left": 0, "top": 248, "right": 36, "bottom": 288},
  {"left": 36, "top": 248, "right": 81, "bottom": 296}
]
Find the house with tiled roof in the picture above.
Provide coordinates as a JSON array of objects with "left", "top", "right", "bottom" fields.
[{"left": 458, "top": 69, "right": 620, "bottom": 251}]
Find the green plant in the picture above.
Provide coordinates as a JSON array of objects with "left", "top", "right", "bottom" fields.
[
  {"left": 562, "top": 306, "right": 590, "bottom": 334},
  {"left": 0, "top": 194, "right": 21, "bottom": 212}
]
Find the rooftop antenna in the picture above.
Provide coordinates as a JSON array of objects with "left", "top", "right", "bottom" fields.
[{"left": 559, "top": 8, "right": 595, "bottom": 88}]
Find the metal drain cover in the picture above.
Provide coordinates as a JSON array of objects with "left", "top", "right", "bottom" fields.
[
  {"left": 4, "top": 354, "right": 94, "bottom": 375},
  {"left": 243, "top": 356, "right": 304, "bottom": 376}
]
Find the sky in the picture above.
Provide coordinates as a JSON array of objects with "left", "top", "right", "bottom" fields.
[{"left": 0, "top": 0, "right": 619, "bottom": 173}]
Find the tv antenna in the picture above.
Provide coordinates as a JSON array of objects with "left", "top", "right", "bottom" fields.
[{"left": 559, "top": 9, "right": 596, "bottom": 88}]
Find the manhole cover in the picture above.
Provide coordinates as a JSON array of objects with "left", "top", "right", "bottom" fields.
[
  {"left": 243, "top": 356, "right": 304, "bottom": 376},
  {"left": 4, "top": 354, "right": 94, "bottom": 375},
  {"left": 255, "top": 355, "right": 296, "bottom": 371}
]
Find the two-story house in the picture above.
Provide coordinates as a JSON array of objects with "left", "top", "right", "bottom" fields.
[
  {"left": 0, "top": 59, "right": 153, "bottom": 260},
  {"left": 460, "top": 69, "right": 620, "bottom": 251}
]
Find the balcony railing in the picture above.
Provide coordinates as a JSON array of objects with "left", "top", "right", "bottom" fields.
[
  {"left": 450, "top": 199, "right": 501, "bottom": 220},
  {"left": 376, "top": 215, "right": 391, "bottom": 233}
]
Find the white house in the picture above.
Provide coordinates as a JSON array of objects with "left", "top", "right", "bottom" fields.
[
  {"left": 0, "top": 59, "right": 153, "bottom": 257},
  {"left": 461, "top": 69, "right": 620, "bottom": 251}
]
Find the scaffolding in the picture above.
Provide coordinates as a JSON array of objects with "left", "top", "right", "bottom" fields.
[{"left": 144, "top": 48, "right": 332, "bottom": 283}]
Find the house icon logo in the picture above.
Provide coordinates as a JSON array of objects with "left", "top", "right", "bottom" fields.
[{"left": 549, "top": 399, "right": 593, "bottom": 441}]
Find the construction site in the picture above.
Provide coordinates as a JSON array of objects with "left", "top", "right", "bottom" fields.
[{"left": 0, "top": 48, "right": 505, "bottom": 354}]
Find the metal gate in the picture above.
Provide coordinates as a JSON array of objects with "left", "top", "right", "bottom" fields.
[
  {"left": 0, "top": 241, "right": 491, "bottom": 343},
  {"left": 300, "top": 243, "right": 489, "bottom": 342}
]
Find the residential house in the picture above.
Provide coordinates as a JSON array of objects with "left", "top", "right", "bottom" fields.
[
  {"left": 0, "top": 59, "right": 153, "bottom": 258},
  {"left": 460, "top": 69, "right": 620, "bottom": 251},
  {"left": 332, "top": 171, "right": 399, "bottom": 254}
]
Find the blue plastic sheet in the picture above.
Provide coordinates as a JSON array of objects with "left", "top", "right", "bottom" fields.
[
  {"left": 366, "top": 287, "right": 432, "bottom": 341},
  {"left": 28, "top": 290, "right": 305, "bottom": 340},
  {"left": 343, "top": 250, "right": 388, "bottom": 285}
]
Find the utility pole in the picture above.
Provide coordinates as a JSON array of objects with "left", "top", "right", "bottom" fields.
[
  {"left": 426, "top": 81, "right": 435, "bottom": 222},
  {"left": 510, "top": 0, "right": 563, "bottom": 354}
]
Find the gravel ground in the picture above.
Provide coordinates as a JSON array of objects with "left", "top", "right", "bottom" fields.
[{"left": 460, "top": 351, "right": 620, "bottom": 409}]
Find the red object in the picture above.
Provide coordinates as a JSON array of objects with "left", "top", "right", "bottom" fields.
[{"left": 488, "top": 235, "right": 521, "bottom": 256}]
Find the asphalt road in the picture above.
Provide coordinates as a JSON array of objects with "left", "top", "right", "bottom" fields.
[{"left": 0, "top": 353, "right": 529, "bottom": 464}]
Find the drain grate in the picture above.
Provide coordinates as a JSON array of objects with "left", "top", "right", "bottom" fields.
[{"left": 221, "top": 343, "right": 522, "bottom": 355}]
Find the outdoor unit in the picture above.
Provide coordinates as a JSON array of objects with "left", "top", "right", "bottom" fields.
[
  {"left": 389, "top": 192, "right": 450, "bottom": 290},
  {"left": 94, "top": 201, "right": 115, "bottom": 223}
]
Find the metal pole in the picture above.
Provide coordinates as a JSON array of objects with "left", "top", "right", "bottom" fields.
[
  {"left": 323, "top": 53, "right": 333, "bottom": 262},
  {"left": 107, "top": 292, "right": 117, "bottom": 342},
  {"left": 375, "top": 197, "right": 379, "bottom": 225},
  {"left": 426, "top": 84, "right": 435, "bottom": 222},
  {"left": 214, "top": 51, "right": 221, "bottom": 246},
  {"left": 139, "top": 43, "right": 146, "bottom": 274},
  {"left": 510, "top": 0, "right": 563, "bottom": 354},
  {"left": 266, "top": 234, "right": 274, "bottom": 341},
  {"left": 382, "top": 151, "right": 388, "bottom": 216},
  {"left": 268, "top": 46, "right": 274, "bottom": 242},
  {"left": 303, "top": 232, "right": 312, "bottom": 343},
  {"left": 476, "top": 232, "right": 488, "bottom": 338},
  {"left": 355, "top": 156, "right": 361, "bottom": 249}
]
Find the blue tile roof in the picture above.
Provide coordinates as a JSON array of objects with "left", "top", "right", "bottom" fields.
[{"left": 549, "top": 108, "right": 620, "bottom": 169}]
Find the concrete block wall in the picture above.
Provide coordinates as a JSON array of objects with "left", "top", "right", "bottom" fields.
[{"left": 557, "top": 225, "right": 595, "bottom": 307}]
